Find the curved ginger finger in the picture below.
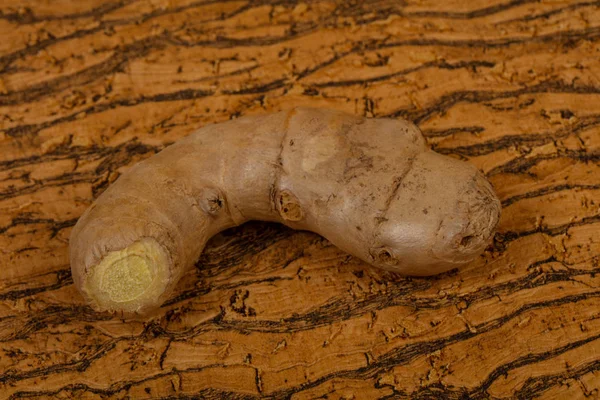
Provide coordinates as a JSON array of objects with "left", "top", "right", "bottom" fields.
[{"left": 70, "top": 108, "right": 501, "bottom": 314}]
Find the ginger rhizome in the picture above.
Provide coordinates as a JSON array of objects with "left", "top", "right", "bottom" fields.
[{"left": 70, "top": 108, "right": 501, "bottom": 314}]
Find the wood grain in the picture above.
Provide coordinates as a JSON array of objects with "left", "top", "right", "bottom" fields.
[{"left": 1, "top": 0, "right": 599, "bottom": 398}]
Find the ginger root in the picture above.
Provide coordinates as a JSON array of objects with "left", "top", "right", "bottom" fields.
[{"left": 70, "top": 108, "right": 501, "bottom": 314}]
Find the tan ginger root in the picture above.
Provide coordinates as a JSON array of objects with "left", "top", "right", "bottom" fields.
[{"left": 70, "top": 108, "right": 501, "bottom": 314}]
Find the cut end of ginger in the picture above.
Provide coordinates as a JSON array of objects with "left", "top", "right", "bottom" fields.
[{"left": 83, "top": 239, "right": 171, "bottom": 313}]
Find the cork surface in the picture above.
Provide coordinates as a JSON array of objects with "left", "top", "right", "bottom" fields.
[{"left": 1, "top": 0, "right": 600, "bottom": 398}]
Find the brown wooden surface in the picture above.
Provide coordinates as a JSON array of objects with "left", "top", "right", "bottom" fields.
[{"left": 1, "top": 0, "right": 600, "bottom": 399}]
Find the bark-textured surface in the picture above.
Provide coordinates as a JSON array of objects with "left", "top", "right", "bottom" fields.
[{"left": 1, "top": 0, "right": 599, "bottom": 399}]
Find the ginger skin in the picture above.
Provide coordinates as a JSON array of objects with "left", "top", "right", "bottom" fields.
[{"left": 70, "top": 108, "right": 501, "bottom": 314}]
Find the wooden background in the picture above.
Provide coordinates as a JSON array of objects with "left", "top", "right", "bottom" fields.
[{"left": 1, "top": 0, "right": 599, "bottom": 398}]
